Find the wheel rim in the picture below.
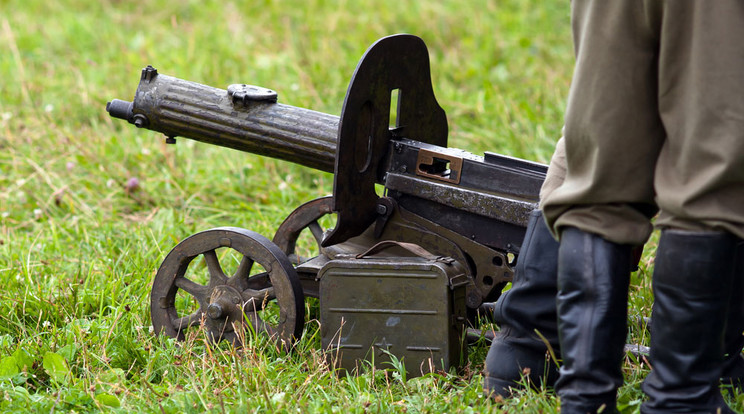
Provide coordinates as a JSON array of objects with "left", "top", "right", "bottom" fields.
[
  {"left": 273, "top": 196, "right": 334, "bottom": 264},
  {"left": 150, "top": 227, "right": 305, "bottom": 349}
]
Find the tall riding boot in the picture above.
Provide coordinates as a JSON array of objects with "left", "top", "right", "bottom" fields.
[
  {"left": 641, "top": 230, "right": 738, "bottom": 414},
  {"left": 483, "top": 210, "right": 561, "bottom": 398},
  {"left": 721, "top": 242, "right": 744, "bottom": 391},
  {"left": 555, "top": 227, "right": 633, "bottom": 414}
]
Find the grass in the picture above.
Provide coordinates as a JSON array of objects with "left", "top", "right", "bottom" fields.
[{"left": 1, "top": 0, "right": 740, "bottom": 412}]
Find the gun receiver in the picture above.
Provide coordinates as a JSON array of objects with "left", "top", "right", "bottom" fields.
[{"left": 109, "top": 34, "right": 548, "bottom": 375}]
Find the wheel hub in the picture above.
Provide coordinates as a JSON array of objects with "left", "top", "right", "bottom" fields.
[{"left": 207, "top": 285, "right": 244, "bottom": 323}]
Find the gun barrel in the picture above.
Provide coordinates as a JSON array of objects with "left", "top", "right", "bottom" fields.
[{"left": 107, "top": 66, "right": 339, "bottom": 173}]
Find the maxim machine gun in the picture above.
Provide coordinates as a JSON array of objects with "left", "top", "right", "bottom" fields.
[{"left": 108, "top": 34, "right": 546, "bottom": 377}]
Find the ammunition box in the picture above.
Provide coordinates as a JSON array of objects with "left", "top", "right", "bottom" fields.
[{"left": 319, "top": 246, "right": 469, "bottom": 377}]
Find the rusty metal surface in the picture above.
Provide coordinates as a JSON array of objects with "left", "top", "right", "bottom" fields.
[
  {"left": 385, "top": 138, "right": 546, "bottom": 208},
  {"left": 385, "top": 173, "right": 537, "bottom": 228},
  {"left": 388, "top": 204, "right": 514, "bottom": 305},
  {"left": 324, "top": 34, "right": 449, "bottom": 247},
  {"left": 108, "top": 66, "right": 339, "bottom": 173},
  {"left": 391, "top": 192, "right": 528, "bottom": 258},
  {"left": 150, "top": 227, "right": 304, "bottom": 349},
  {"left": 415, "top": 148, "right": 464, "bottom": 184}
]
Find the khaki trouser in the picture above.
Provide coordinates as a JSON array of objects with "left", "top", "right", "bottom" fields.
[
  {"left": 541, "top": 0, "right": 744, "bottom": 245},
  {"left": 540, "top": 136, "right": 567, "bottom": 202}
]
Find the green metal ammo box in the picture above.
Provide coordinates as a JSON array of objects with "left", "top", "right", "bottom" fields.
[{"left": 318, "top": 241, "right": 469, "bottom": 377}]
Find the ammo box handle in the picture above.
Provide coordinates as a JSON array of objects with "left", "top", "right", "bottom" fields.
[{"left": 356, "top": 240, "right": 454, "bottom": 264}]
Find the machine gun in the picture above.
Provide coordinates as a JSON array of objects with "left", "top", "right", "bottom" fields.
[{"left": 108, "top": 34, "right": 547, "bottom": 376}]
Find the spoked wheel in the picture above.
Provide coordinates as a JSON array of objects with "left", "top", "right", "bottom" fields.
[
  {"left": 150, "top": 227, "right": 305, "bottom": 349},
  {"left": 273, "top": 196, "right": 334, "bottom": 265}
]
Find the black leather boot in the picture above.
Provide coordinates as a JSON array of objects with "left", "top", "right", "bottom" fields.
[
  {"left": 483, "top": 210, "right": 561, "bottom": 398},
  {"left": 555, "top": 227, "right": 633, "bottom": 414},
  {"left": 641, "top": 230, "right": 738, "bottom": 414},
  {"left": 721, "top": 242, "right": 744, "bottom": 392}
]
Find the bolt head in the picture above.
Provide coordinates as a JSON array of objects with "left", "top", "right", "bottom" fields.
[
  {"left": 132, "top": 114, "right": 148, "bottom": 128},
  {"left": 207, "top": 303, "right": 224, "bottom": 319}
]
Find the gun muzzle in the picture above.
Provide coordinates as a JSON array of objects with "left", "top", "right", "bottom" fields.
[
  {"left": 106, "top": 99, "right": 151, "bottom": 128},
  {"left": 106, "top": 99, "right": 133, "bottom": 122}
]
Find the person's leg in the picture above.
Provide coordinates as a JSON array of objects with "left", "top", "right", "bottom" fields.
[
  {"left": 483, "top": 210, "right": 561, "bottom": 398},
  {"left": 541, "top": 0, "right": 663, "bottom": 246},
  {"left": 482, "top": 138, "right": 567, "bottom": 398},
  {"left": 554, "top": 227, "right": 633, "bottom": 413},
  {"left": 638, "top": 2, "right": 744, "bottom": 411},
  {"left": 721, "top": 242, "right": 744, "bottom": 391},
  {"left": 640, "top": 231, "right": 738, "bottom": 414},
  {"left": 540, "top": 2, "right": 664, "bottom": 411}
]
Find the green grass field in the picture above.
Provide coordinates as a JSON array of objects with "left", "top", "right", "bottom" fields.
[{"left": 2, "top": 0, "right": 741, "bottom": 412}]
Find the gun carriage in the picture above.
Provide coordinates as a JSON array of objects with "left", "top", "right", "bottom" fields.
[{"left": 108, "top": 34, "right": 547, "bottom": 376}]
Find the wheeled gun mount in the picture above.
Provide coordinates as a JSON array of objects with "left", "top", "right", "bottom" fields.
[
  {"left": 108, "top": 34, "right": 547, "bottom": 307},
  {"left": 108, "top": 34, "right": 547, "bottom": 375}
]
